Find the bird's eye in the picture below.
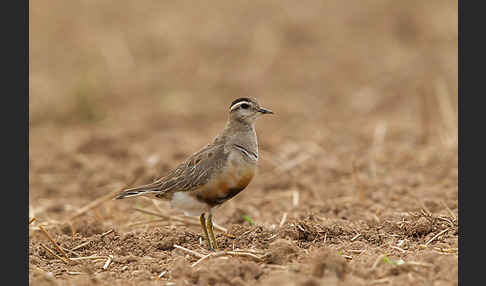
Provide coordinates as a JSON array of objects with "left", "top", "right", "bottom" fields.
[{"left": 241, "top": 103, "right": 249, "bottom": 109}]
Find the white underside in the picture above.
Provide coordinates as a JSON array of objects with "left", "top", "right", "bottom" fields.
[{"left": 170, "top": 192, "right": 210, "bottom": 216}]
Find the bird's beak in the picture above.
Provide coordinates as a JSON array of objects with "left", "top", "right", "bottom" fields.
[{"left": 257, "top": 107, "right": 274, "bottom": 115}]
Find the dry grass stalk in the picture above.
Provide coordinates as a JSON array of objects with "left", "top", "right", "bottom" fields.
[
  {"left": 39, "top": 243, "right": 72, "bottom": 264},
  {"left": 350, "top": 233, "right": 361, "bottom": 241},
  {"left": 441, "top": 201, "right": 457, "bottom": 221},
  {"left": 191, "top": 250, "right": 264, "bottom": 267},
  {"left": 424, "top": 229, "right": 449, "bottom": 246},
  {"left": 296, "top": 224, "right": 306, "bottom": 232},
  {"left": 71, "top": 241, "right": 91, "bottom": 251},
  {"left": 60, "top": 246, "right": 79, "bottom": 257},
  {"left": 100, "top": 229, "right": 114, "bottom": 238},
  {"left": 39, "top": 225, "right": 72, "bottom": 262},
  {"left": 434, "top": 79, "right": 457, "bottom": 145},
  {"left": 127, "top": 219, "right": 168, "bottom": 227},
  {"left": 370, "top": 278, "right": 390, "bottom": 284},
  {"left": 264, "top": 264, "right": 288, "bottom": 270},
  {"left": 67, "top": 272, "right": 83, "bottom": 275},
  {"left": 70, "top": 255, "right": 109, "bottom": 261},
  {"left": 267, "top": 234, "right": 278, "bottom": 240},
  {"left": 405, "top": 261, "right": 433, "bottom": 268},
  {"left": 133, "top": 207, "right": 227, "bottom": 232},
  {"left": 232, "top": 249, "right": 266, "bottom": 255},
  {"left": 29, "top": 217, "right": 37, "bottom": 225},
  {"left": 433, "top": 247, "right": 457, "bottom": 254},
  {"left": 68, "top": 188, "right": 121, "bottom": 221},
  {"left": 279, "top": 212, "right": 288, "bottom": 228},
  {"left": 133, "top": 207, "right": 195, "bottom": 225},
  {"left": 103, "top": 255, "right": 114, "bottom": 270},
  {"left": 420, "top": 206, "right": 432, "bottom": 218},
  {"left": 68, "top": 221, "right": 76, "bottom": 237},
  {"left": 150, "top": 198, "right": 165, "bottom": 213},
  {"left": 390, "top": 246, "right": 406, "bottom": 253},
  {"left": 292, "top": 191, "right": 299, "bottom": 207},
  {"left": 191, "top": 253, "right": 212, "bottom": 267},
  {"left": 351, "top": 158, "right": 366, "bottom": 203},
  {"left": 349, "top": 249, "right": 365, "bottom": 254},
  {"left": 437, "top": 217, "right": 455, "bottom": 228},
  {"left": 173, "top": 244, "right": 205, "bottom": 258}
]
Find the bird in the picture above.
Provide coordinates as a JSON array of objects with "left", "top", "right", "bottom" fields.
[{"left": 115, "top": 97, "right": 273, "bottom": 250}]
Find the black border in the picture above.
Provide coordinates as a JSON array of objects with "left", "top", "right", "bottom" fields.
[
  {"left": 3, "top": 0, "right": 29, "bottom": 284},
  {"left": 459, "top": 0, "right": 480, "bottom": 285}
]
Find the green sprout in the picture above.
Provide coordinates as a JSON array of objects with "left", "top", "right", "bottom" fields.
[
  {"left": 382, "top": 256, "right": 405, "bottom": 266},
  {"left": 383, "top": 256, "right": 396, "bottom": 266},
  {"left": 242, "top": 215, "right": 255, "bottom": 225}
]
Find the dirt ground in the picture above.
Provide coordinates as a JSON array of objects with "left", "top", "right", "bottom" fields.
[{"left": 29, "top": 1, "right": 458, "bottom": 285}]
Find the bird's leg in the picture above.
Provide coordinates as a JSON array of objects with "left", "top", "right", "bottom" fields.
[
  {"left": 207, "top": 213, "right": 218, "bottom": 250},
  {"left": 200, "top": 213, "right": 212, "bottom": 250}
]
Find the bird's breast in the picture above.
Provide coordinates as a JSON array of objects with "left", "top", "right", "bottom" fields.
[{"left": 193, "top": 159, "right": 256, "bottom": 207}]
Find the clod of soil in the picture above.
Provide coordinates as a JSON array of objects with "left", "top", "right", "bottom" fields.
[
  {"left": 265, "top": 239, "right": 300, "bottom": 265},
  {"left": 172, "top": 257, "right": 264, "bottom": 286},
  {"left": 307, "top": 247, "right": 348, "bottom": 280}
]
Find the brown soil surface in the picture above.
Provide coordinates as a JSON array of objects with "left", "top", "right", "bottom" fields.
[{"left": 30, "top": 1, "right": 457, "bottom": 285}]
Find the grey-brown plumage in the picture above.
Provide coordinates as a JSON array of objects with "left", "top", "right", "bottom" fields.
[
  {"left": 117, "top": 143, "right": 228, "bottom": 199},
  {"left": 115, "top": 97, "right": 273, "bottom": 250}
]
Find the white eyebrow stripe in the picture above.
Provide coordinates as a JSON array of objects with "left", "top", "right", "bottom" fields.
[
  {"left": 233, "top": 144, "right": 258, "bottom": 160},
  {"left": 230, "top": 101, "right": 251, "bottom": 111}
]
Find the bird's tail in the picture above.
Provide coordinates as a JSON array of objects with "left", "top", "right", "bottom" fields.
[{"left": 115, "top": 182, "right": 160, "bottom": 199}]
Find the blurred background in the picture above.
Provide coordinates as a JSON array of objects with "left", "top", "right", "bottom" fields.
[
  {"left": 30, "top": 0, "right": 457, "bottom": 132},
  {"left": 29, "top": 0, "right": 457, "bottom": 223}
]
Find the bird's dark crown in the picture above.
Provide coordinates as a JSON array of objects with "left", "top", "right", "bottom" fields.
[{"left": 229, "top": 97, "right": 257, "bottom": 109}]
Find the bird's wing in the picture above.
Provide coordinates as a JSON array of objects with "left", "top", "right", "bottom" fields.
[{"left": 115, "top": 143, "right": 228, "bottom": 199}]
